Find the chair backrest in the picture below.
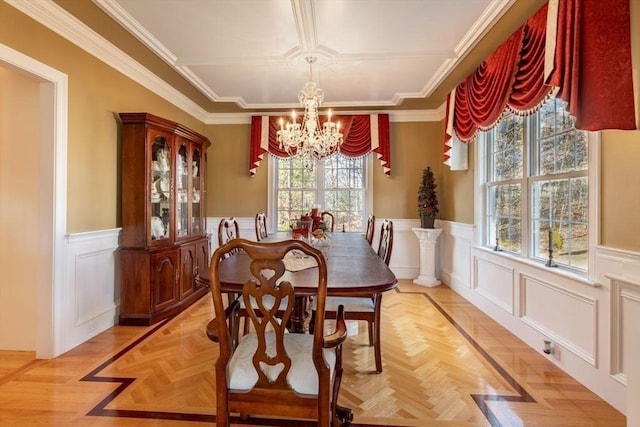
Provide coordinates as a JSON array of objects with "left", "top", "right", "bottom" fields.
[
  {"left": 209, "top": 238, "right": 334, "bottom": 422},
  {"left": 377, "top": 219, "right": 393, "bottom": 265},
  {"left": 217, "top": 217, "right": 240, "bottom": 257},
  {"left": 365, "top": 214, "right": 376, "bottom": 245},
  {"left": 255, "top": 212, "right": 268, "bottom": 241},
  {"left": 321, "top": 211, "right": 335, "bottom": 232}
]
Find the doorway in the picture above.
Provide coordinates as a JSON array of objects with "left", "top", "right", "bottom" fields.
[{"left": 0, "top": 43, "right": 67, "bottom": 358}]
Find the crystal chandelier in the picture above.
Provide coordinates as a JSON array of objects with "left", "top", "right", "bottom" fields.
[{"left": 277, "top": 56, "right": 343, "bottom": 165}]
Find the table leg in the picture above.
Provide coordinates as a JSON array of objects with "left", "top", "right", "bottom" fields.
[{"left": 290, "top": 295, "right": 307, "bottom": 333}]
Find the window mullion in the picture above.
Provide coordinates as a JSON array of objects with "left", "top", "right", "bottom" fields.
[
  {"left": 316, "top": 160, "right": 325, "bottom": 209},
  {"left": 522, "top": 113, "right": 534, "bottom": 259}
]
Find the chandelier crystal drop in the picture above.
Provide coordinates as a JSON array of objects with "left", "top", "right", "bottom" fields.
[{"left": 277, "top": 56, "right": 343, "bottom": 165}]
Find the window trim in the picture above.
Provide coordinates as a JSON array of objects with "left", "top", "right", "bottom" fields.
[{"left": 474, "top": 124, "right": 600, "bottom": 283}]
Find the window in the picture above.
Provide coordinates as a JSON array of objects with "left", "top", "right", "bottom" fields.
[
  {"left": 483, "top": 97, "right": 590, "bottom": 272},
  {"left": 272, "top": 155, "right": 370, "bottom": 232}
]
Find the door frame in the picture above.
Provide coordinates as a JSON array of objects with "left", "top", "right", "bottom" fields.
[{"left": 1, "top": 43, "right": 68, "bottom": 358}]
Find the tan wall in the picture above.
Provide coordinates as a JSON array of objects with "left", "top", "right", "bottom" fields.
[
  {"left": 373, "top": 121, "right": 444, "bottom": 219},
  {"left": 205, "top": 124, "right": 268, "bottom": 217},
  {"left": 205, "top": 121, "right": 444, "bottom": 220},
  {"left": 440, "top": 144, "right": 475, "bottom": 224},
  {"left": 1, "top": 2, "right": 205, "bottom": 234},
  {"left": 0, "top": 67, "right": 39, "bottom": 349},
  {"left": 600, "top": 130, "right": 640, "bottom": 252}
]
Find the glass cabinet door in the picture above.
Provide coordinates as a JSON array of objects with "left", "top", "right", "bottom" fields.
[
  {"left": 150, "top": 135, "right": 171, "bottom": 242},
  {"left": 191, "top": 148, "right": 202, "bottom": 235},
  {"left": 176, "top": 142, "right": 189, "bottom": 239}
]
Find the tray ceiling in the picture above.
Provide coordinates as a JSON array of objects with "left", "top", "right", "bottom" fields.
[{"left": 93, "top": 0, "right": 515, "bottom": 110}]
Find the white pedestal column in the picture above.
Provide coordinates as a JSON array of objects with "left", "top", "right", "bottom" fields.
[{"left": 412, "top": 227, "right": 443, "bottom": 287}]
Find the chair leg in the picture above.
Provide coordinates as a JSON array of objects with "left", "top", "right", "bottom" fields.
[
  {"left": 231, "top": 312, "right": 240, "bottom": 349},
  {"left": 367, "top": 321, "right": 374, "bottom": 346},
  {"left": 242, "top": 316, "right": 250, "bottom": 335},
  {"left": 373, "top": 321, "right": 382, "bottom": 373},
  {"left": 373, "top": 294, "right": 383, "bottom": 373},
  {"left": 331, "top": 345, "right": 353, "bottom": 426},
  {"left": 309, "top": 310, "right": 316, "bottom": 334}
]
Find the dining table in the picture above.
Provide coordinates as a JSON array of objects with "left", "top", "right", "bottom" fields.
[{"left": 196, "top": 231, "right": 398, "bottom": 333}]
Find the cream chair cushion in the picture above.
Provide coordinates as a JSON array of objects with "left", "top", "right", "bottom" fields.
[
  {"left": 228, "top": 332, "right": 336, "bottom": 395},
  {"left": 310, "top": 296, "right": 374, "bottom": 312}
]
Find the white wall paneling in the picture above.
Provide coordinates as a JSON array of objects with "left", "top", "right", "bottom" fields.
[
  {"left": 379, "top": 218, "right": 420, "bottom": 280},
  {"left": 206, "top": 216, "right": 256, "bottom": 253},
  {"left": 606, "top": 270, "right": 640, "bottom": 427},
  {"left": 520, "top": 274, "right": 597, "bottom": 366},
  {"left": 437, "top": 221, "right": 640, "bottom": 415},
  {"left": 64, "top": 229, "right": 120, "bottom": 352},
  {"left": 473, "top": 257, "right": 515, "bottom": 314},
  {"left": 437, "top": 220, "right": 473, "bottom": 290}
]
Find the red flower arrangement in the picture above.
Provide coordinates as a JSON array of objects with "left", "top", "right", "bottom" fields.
[{"left": 293, "top": 210, "right": 327, "bottom": 238}]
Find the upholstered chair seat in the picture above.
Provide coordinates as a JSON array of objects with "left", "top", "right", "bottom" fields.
[{"left": 228, "top": 332, "right": 336, "bottom": 395}]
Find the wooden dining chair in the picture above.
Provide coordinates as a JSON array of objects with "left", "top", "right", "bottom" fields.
[
  {"left": 376, "top": 219, "right": 393, "bottom": 265},
  {"left": 217, "top": 217, "right": 249, "bottom": 334},
  {"left": 217, "top": 217, "right": 240, "bottom": 258},
  {"left": 364, "top": 214, "right": 376, "bottom": 245},
  {"left": 206, "top": 238, "right": 352, "bottom": 427},
  {"left": 321, "top": 211, "right": 335, "bottom": 232},
  {"left": 311, "top": 219, "right": 393, "bottom": 373},
  {"left": 254, "top": 212, "right": 268, "bottom": 241}
]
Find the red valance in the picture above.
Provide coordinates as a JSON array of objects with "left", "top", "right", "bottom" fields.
[
  {"left": 444, "top": 0, "right": 637, "bottom": 162},
  {"left": 250, "top": 114, "right": 391, "bottom": 176},
  {"left": 447, "top": 5, "right": 551, "bottom": 143}
]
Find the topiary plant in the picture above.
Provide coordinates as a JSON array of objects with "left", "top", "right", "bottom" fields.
[{"left": 418, "top": 166, "right": 439, "bottom": 228}]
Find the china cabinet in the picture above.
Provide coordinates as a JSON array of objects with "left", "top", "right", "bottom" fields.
[{"left": 118, "top": 113, "right": 211, "bottom": 325}]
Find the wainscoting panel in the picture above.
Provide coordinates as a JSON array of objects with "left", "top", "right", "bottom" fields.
[
  {"left": 64, "top": 229, "right": 120, "bottom": 352},
  {"left": 606, "top": 269, "right": 640, "bottom": 427},
  {"left": 520, "top": 274, "right": 597, "bottom": 366},
  {"left": 380, "top": 218, "right": 420, "bottom": 279},
  {"left": 473, "top": 257, "right": 515, "bottom": 315},
  {"left": 607, "top": 270, "right": 640, "bottom": 383},
  {"left": 206, "top": 216, "right": 255, "bottom": 251},
  {"left": 74, "top": 248, "right": 119, "bottom": 325},
  {"left": 438, "top": 220, "right": 473, "bottom": 289},
  {"left": 438, "top": 222, "right": 640, "bottom": 414}
]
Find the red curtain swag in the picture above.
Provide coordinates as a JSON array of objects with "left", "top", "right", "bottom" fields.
[
  {"left": 444, "top": 0, "right": 637, "bottom": 162},
  {"left": 250, "top": 114, "right": 391, "bottom": 176},
  {"left": 547, "top": 0, "right": 636, "bottom": 131},
  {"left": 446, "top": 5, "right": 551, "bottom": 144}
]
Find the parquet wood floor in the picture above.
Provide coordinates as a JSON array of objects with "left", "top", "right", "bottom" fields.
[{"left": 0, "top": 281, "right": 626, "bottom": 426}]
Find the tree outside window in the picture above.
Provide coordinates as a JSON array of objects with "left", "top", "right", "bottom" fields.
[
  {"left": 484, "top": 97, "right": 589, "bottom": 271},
  {"left": 274, "top": 155, "right": 367, "bottom": 232}
]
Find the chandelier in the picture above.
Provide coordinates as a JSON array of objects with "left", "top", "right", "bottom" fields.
[{"left": 277, "top": 56, "right": 343, "bottom": 164}]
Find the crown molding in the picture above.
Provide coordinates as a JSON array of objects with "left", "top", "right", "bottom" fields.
[
  {"left": 6, "top": 0, "right": 209, "bottom": 122},
  {"left": 421, "top": 0, "right": 516, "bottom": 98}
]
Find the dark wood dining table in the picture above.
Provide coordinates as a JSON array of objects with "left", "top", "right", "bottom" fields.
[{"left": 196, "top": 231, "right": 398, "bottom": 332}]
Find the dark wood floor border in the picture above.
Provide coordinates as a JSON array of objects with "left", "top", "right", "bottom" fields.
[
  {"left": 395, "top": 287, "right": 537, "bottom": 427},
  {"left": 79, "top": 287, "right": 537, "bottom": 426},
  {"left": 78, "top": 304, "right": 393, "bottom": 426}
]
